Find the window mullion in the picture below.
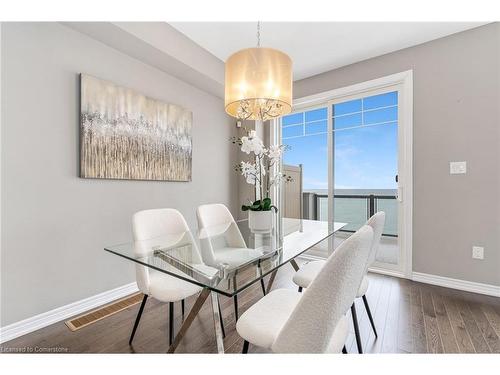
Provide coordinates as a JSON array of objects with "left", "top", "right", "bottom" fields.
[
  {"left": 302, "top": 112, "right": 305, "bottom": 136},
  {"left": 361, "top": 98, "right": 364, "bottom": 127}
]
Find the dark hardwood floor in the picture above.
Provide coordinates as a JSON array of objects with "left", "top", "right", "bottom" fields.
[{"left": 2, "top": 261, "right": 500, "bottom": 354}]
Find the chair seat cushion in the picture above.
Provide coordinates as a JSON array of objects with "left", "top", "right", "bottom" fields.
[
  {"left": 293, "top": 261, "right": 369, "bottom": 297},
  {"left": 236, "top": 289, "right": 302, "bottom": 349},
  {"left": 148, "top": 271, "right": 202, "bottom": 302},
  {"left": 292, "top": 260, "right": 326, "bottom": 288},
  {"left": 214, "top": 247, "right": 264, "bottom": 268}
]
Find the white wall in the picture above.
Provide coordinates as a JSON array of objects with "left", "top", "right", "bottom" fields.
[{"left": 0, "top": 22, "right": 238, "bottom": 326}]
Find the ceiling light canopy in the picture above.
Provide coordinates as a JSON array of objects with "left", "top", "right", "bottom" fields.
[{"left": 224, "top": 23, "right": 293, "bottom": 121}]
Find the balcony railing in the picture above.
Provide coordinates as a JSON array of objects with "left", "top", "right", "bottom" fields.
[{"left": 302, "top": 192, "right": 398, "bottom": 237}]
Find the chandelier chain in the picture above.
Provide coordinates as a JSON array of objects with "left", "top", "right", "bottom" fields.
[{"left": 257, "top": 21, "right": 260, "bottom": 47}]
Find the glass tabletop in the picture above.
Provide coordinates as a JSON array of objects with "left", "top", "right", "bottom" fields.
[{"left": 104, "top": 217, "right": 347, "bottom": 297}]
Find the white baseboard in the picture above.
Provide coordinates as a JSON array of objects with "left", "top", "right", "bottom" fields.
[
  {"left": 368, "top": 266, "right": 406, "bottom": 279},
  {"left": 0, "top": 282, "right": 138, "bottom": 344},
  {"left": 412, "top": 272, "right": 500, "bottom": 297},
  {"left": 301, "top": 255, "right": 409, "bottom": 279}
]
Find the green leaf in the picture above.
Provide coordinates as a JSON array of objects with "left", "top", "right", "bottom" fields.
[
  {"left": 258, "top": 197, "right": 271, "bottom": 211},
  {"left": 263, "top": 201, "right": 271, "bottom": 211},
  {"left": 241, "top": 205, "right": 249, "bottom": 211}
]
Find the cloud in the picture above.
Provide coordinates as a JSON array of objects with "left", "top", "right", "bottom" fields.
[
  {"left": 335, "top": 145, "right": 360, "bottom": 160},
  {"left": 303, "top": 178, "right": 328, "bottom": 189}
]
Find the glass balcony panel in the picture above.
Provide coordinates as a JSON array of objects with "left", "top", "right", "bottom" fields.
[
  {"left": 376, "top": 198, "right": 398, "bottom": 236},
  {"left": 334, "top": 197, "right": 367, "bottom": 232},
  {"left": 317, "top": 196, "right": 328, "bottom": 221}
]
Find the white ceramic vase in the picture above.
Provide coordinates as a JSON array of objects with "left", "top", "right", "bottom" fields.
[{"left": 248, "top": 210, "right": 273, "bottom": 233}]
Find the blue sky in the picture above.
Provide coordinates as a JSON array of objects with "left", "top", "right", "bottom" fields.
[{"left": 282, "top": 91, "right": 398, "bottom": 190}]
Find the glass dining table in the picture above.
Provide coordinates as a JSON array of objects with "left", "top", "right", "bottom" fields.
[{"left": 104, "top": 217, "right": 347, "bottom": 353}]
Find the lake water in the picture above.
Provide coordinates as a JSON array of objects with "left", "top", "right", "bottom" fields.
[{"left": 307, "top": 189, "right": 398, "bottom": 236}]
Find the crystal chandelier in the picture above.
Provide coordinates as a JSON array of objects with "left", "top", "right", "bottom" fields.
[{"left": 224, "top": 22, "right": 293, "bottom": 121}]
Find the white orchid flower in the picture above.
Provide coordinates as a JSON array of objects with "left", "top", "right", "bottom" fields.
[
  {"left": 240, "top": 161, "right": 257, "bottom": 185},
  {"left": 240, "top": 136, "right": 254, "bottom": 154},
  {"left": 268, "top": 145, "right": 282, "bottom": 159},
  {"left": 245, "top": 174, "right": 256, "bottom": 184},
  {"left": 251, "top": 138, "right": 265, "bottom": 155},
  {"left": 240, "top": 131, "right": 265, "bottom": 155}
]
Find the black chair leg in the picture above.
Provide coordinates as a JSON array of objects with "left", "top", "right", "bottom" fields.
[
  {"left": 242, "top": 340, "right": 249, "bottom": 354},
  {"left": 181, "top": 299, "right": 185, "bottom": 320},
  {"left": 217, "top": 296, "right": 226, "bottom": 338},
  {"left": 260, "top": 278, "right": 266, "bottom": 296},
  {"left": 351, "top": 303, "right": 363, "bottom": 354},
  {"left": 362, "top": 295, "right": 377, "bottom": 338},
  {"left": 233, "top": 295, "right": 239, "bottom": 321},
  {"left": 298, "top": 286, "right": 303, "bottom": 293},
  {"left": 129, "top": 294, "right": 148, "bottom": 345},
  {"left": 169, "top": 301, "right": 174, "bottom": 346},
  {"left": 342, "top": 346, "right": 348, "bottom": 354},
  {"left": 257, "top": 261, "right": 266, "bottom": 296}
]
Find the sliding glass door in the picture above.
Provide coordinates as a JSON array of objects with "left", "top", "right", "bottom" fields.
[
  {"left": 281, "top": 106, "right": 330, "bottom": 257},
  {"left": 332, "top": 90, "right": 400, "bottom": 267},
  {"left": 277, "top": 72, "right": 412, "bottom": 276}
]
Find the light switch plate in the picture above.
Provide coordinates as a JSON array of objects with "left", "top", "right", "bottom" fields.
[
  {"left": 450, "top": 161, "right": 467, "bottom": 174},
  {"left": 472, "top": 246, "right": 484, "bottom": 260}
]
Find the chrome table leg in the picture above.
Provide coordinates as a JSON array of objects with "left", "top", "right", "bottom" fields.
[
  {"left": 167, "top": 288, "right": 210, "bottom": 353},
  {"left": 210, "top": 291, "right": 225, "bottom": 354}
]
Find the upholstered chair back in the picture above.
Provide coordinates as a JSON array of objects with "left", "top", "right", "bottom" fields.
[
  {"left": 197, "top": 204, "right": 235, "bottom": 229},
  {"left": 132, "top": 208, "right": 196, "bottom": 295},
  {"left": 272, "top": 225, "right": 373, "bottom": 353},
  {"left": 365, "top": 211, "right": 386, "bottom": 270},
  {"left": 196, "top": 204, "right": 247, "bottom": 266}
]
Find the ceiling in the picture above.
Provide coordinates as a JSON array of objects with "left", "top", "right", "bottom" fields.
[{"left": 170, "top": 22, "right": 486, "bottom": 80}]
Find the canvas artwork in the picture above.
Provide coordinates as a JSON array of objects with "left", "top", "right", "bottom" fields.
[{"left": 80, "top": 74, "right": 192, "bottom": 181}]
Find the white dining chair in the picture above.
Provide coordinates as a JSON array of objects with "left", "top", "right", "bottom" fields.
[
  {"left": 292, "top": 211, "right": 386, "bottom": 353},
  {"left": 196, "top": 203, "right": 266, "bottom": 321},
  {"left": 129, "top": 208, "right": 203, "bottom": 346},
  {"left": 236, "top": 225, "right": 373, "bottom": 353}
]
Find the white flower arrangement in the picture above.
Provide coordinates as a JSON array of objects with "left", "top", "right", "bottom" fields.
[
  {"left": 240, "top": 130, "right": 265, "bottom": 155},
  {"left": 231, "top": 129, "right": 292, "bottom": 212}
]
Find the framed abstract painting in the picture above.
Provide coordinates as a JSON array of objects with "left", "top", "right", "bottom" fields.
[{"left": 80, "top": 74, "right": 192, "bottom": 181}]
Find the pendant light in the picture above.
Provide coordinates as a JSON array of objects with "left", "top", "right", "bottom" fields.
[{"left": 224, "top": 22, "right": 293, "bottom": 121}]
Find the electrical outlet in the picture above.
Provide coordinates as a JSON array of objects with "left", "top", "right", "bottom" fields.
[
  {"left": 450, "top": 161, "right": 467, "bottom": 174},
  {"left": 472, "top": 246, "right": 484, "bottom": 260}
]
